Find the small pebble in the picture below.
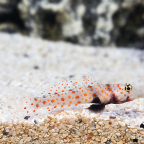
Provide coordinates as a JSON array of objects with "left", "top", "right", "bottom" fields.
[
  {"left": 70, "top": 129, "right": 76, "bottom": 134},
  {"left": 78, "top": 119, "right": 82, "bottom": 123},
  {"left": 33, "top": 65, "right": 39, "bottom": 69},
  {"left": 133, "top": 139, "right": 138, "bottom": 142},
  {"left": 109, "top": 116, "right": 116, "bottom": 119},
  {"left": 105, "top": 139, "right": 111, "bottom": 144},
  {"left": 3, "top": 130, "right": 9, "bottom": 135},
  {"left": 140, "top": 123, "right": 144, "bottom": 128},
  {"left": 23, "top": 53, "right": 29, "bottom": 58},
  {"left": 69, "top": 75, "right": 75, "bottom": 78},
  {"left": 34, "top": 119, "right": 37, "bottom": 124},
  {"left": 24, "top": 116, "right": 30, "bottom": 120}
]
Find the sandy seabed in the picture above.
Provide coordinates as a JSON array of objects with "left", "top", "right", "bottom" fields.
[{"left": 0, "top": 33, "right": 144, "bottom": 143}]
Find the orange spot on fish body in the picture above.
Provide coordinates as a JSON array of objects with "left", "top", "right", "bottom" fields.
[
  {"left": 85, "top": 99, "right": 88, "bottom": 101},
  {"left": 84, "top": 93, "right": 87, "bottom": 96},
  {"left": 76, "top": 96, "right": 79, "bottom": 99},
  {"left": 43, "top": 101, "right": 46, "bottom": 105},
  {"left": 51, "top": 100, "right": 55, "bottom": 103},
  {"left": 61, "top": 98, "right": 65, "bottom": 101},
  {"left": 72, "top": 91, "right": 75, "bottom": 94},
  {"left": 54, "top": 106, "right": 57, "bottom": 108},
  {"left": 36, "top": 104, "right": 39, "bottom": 108}
]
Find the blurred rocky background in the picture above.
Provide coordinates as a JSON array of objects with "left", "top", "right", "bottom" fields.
[{"left": 0, "top": 0, "right": 144, "bottom": 49}]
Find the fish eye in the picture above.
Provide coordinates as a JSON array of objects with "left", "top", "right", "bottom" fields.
[{"left": 125, "top": 83, "right": 132, "bottom": 92}]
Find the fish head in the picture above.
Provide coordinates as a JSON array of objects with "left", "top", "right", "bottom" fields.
[
  {"left": 112, "top": 83, "right": 137, "bottom": 104},
  {"left": 124, "top": 83, "right": 137, "bottom": 102}
]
